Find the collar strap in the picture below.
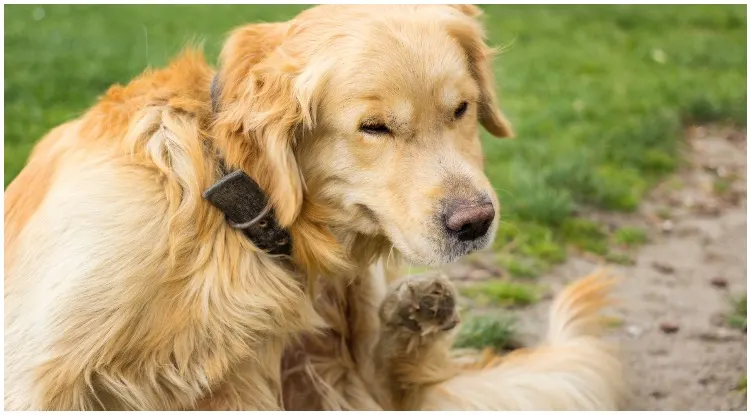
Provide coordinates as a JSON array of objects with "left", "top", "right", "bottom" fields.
[
  {"left": 203, "top": 169, "right": 293, "bottom": 257},
  {"left": 205, "top": 74, "right": 292, "bottom": 257}
]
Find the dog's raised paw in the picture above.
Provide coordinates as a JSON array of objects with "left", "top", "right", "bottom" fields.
[{"left": 380, "top": 272, "right": 460, "bottom": 335}]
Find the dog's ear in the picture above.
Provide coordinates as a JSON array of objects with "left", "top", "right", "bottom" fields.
[
  {"left": 445, "top": 6, "right": 515, "bottom": 138},
  {"left": 449, "top": 4, "right": 484, "bottom": 17},
  {"left": 213, "top": 22, "right": 309, "bottom": 226}
]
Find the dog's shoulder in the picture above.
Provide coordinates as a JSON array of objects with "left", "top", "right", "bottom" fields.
[
  {"left": 5, "top": 50, "right": 218, "bottom": 254},
  {"left": 81, "top": 49, "right": 215, "bottom": 152}
]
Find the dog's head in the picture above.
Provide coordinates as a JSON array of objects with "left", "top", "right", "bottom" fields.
[{"left": 213, "top": 5, "right": 513, "bottom": 266}]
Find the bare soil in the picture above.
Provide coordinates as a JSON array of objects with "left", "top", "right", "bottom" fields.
[{"left": 445, "top": 125, "right": 748, "bottom": 410}]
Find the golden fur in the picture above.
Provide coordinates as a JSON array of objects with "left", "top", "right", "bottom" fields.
[{"left": 4, "top": 4, "right": 627, "bottom": 410}]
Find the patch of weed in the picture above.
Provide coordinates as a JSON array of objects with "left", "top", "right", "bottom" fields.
[
  {"left": 520, "top": 238, "right": 567, "bottom": 265},
  {"left": 605, "top": 251, "right": 635, "bottom": 265},
  {"left": 683, "top": 94, "right": 748, "bottom": 127},
  {"left": 560, "top": 218, "right": 609, "bottom": 256},
  {"left": 727, "top": 294, "right": 747, "bottom": 330},
  {"left": 589, "top": 165, "right": 649, "bottom": 211},
  {"left": 461, "top": 280, "right": 539, "bottom": 307},
  {"left": 603, "top": 315, "right": 625, "bottom": 328},
  {"left": 656, "top": 206, "right": 673, "bottom": 219},
  {"left": 713, "top": 178, "right": 732, "bottom": 196},
  {"left": 736, "top": 375, "right": 747, "bottom": 393},
  {"left": 613, "top": 226, "right": 648, "bottom": 248},
  {"left": 493, "top": 221, "right": 567, "bottom": 276},
  {"left": 496, "top": 255, "right": 542, "bottom": 279},
  {"left": 454, "top": 313, "right": 517, "bottom": 352}
]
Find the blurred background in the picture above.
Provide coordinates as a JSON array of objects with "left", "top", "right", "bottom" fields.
[{"left": 4, "top": 5, "right": 747, "bottom": 410}]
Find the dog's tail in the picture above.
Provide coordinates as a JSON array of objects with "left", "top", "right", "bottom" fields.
[
  {"left": 545, "top": 268, "right": 619, "bottom": 343},
  {"left": 419, "top": 269, "right": 628, "bottom": 410}
]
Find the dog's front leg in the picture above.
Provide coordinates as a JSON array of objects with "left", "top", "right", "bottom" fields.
[
  {"left": 196, "top": 336, "right": 288, "bottom": 410},
  {"left": 374, "top": 271, "right": 461, "bottom": 410}
]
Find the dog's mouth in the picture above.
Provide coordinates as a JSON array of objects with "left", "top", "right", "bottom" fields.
[{"left": 384, "top": 217, "right": 497, "bottom": 267}]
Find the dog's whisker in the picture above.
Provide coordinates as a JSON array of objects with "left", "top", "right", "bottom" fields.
[
  {"left": 492, "top": 186, "right": 514, "bottom": 197},
  {"left": 386, "top": 244, "right": 395, "bottom": 269}
]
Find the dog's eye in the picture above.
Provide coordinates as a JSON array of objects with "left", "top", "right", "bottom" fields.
[
  {"left": 454, "top": 101, "right": 469, "bottom": 119},
  {"left": 359, "top": 123, "right": 391, "bottom": 135}
]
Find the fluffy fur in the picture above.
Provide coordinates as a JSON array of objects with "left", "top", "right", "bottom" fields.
[{"left": 4, "top": 4, "right": 627, "bottom": 410}]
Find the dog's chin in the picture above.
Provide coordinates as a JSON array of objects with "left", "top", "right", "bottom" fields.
[
  {"left": 392, "top": 233, "right": 494, "bottom": 267},
  {"left": 442, "top": 236, "right": 493, "bottom": 263}
]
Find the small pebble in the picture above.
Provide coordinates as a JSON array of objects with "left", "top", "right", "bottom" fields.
[
  {"left": 674, "top": 224, "right": 700, "bottom": 237},
  {"left": 710, "top": 277, "right": 728, "bottom": 289},
  {"left": 698, "top": 328, "right": 743, "bottom": 342},
  {"left": 626, "top": 325, "right": 643, "bottom": 338},
  {"left": 698, "top": 375, "right": 716, "bottom": 386},
  {"left": 704, "top": 250, "right": 723, "bottom": 262},
  {"left": 727, "top": 130, "right": 746, "bottom": 142},
  {"left": 716, "top": 166, "right": 730, "bottom": 178},
  {"left": 728, "top": 187, "right": 744, "bottom": 205},
  {"left": 648, "top": 348, "right": 669, "bottom": 356},
  {"left": 683, "top": 195, "right": 696, "bottom": 209},
  {"left": 650, "top": 390, "right": 667, "bottom": 399},
  {"left": 709, "top": 313, "right": 727, "bottom": 327},
  {"left": 695, "top": 200, "right": 721, "bottom": 217},
  {"left": 661, "top": 220, "right": 674, "bottom": 233},
  {"left": 652, "top": 261, "right": 675, "bottom": 274},
  {"left": 659, "top": 322, "right": 680, "bottom": 334}
]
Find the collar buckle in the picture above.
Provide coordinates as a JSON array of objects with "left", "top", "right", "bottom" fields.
[{"left": 203, "top": 169, "right": 292, "bottom": 257}]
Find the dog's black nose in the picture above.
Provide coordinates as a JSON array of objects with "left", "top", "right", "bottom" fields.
[{"left": 444, "top": 202, "right": 495, "bottom": 241}]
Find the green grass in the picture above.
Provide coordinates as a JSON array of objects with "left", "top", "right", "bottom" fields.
[
  {"left": 461, "top": 280, "right": 539, "bottom": 307},
  {"left": 454, "top": 314, "right": 518, "bottom": 352},
  {"left": 613, "top": 226, "right": 649, "bottom": 248},
  {"left": 603, "top": 315, "right": 625, "bottom": 328},
  {"left": 604, "top": 251, "right": 636, "bottom": 266},
  {"left": 561, "top": 218, "right": 610, "bottom": 256},
  {"left": 713, "top": 177, "right": 733, "bottom": 196},
  {"left": 736, "top": 375, "right": 747, "bottom": 393},
  {"left": 656, "top": 206, "right": 673, "bottom": 220},
  {"left": 4, "top": 5, "right": 747, "bottom": 261},
  {"left": 728, "top": 294, "right": 747, "bottom": 331},
  {"left": 497, "top": 255, "right": 543, "bottom": 279}
]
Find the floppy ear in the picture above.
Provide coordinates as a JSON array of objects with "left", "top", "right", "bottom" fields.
[
  {"left": 446, "top": 5, "right": 515, "bottom": 138},
  {"left": 212, "top": 22, "right": 308, "bottom": 226}
]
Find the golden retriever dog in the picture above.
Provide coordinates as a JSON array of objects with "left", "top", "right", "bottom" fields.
[{"left": 4, "top": 4, "right": 627, "bottom": 410}]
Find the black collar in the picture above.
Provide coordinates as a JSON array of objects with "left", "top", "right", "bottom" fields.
[{"left": 203, "top": 75, "right": 293, "bottom": 257}]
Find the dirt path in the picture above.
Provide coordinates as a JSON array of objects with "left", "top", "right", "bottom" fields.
[{"left": 447, "top": 126, "right": 748, "bottom": 410}]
